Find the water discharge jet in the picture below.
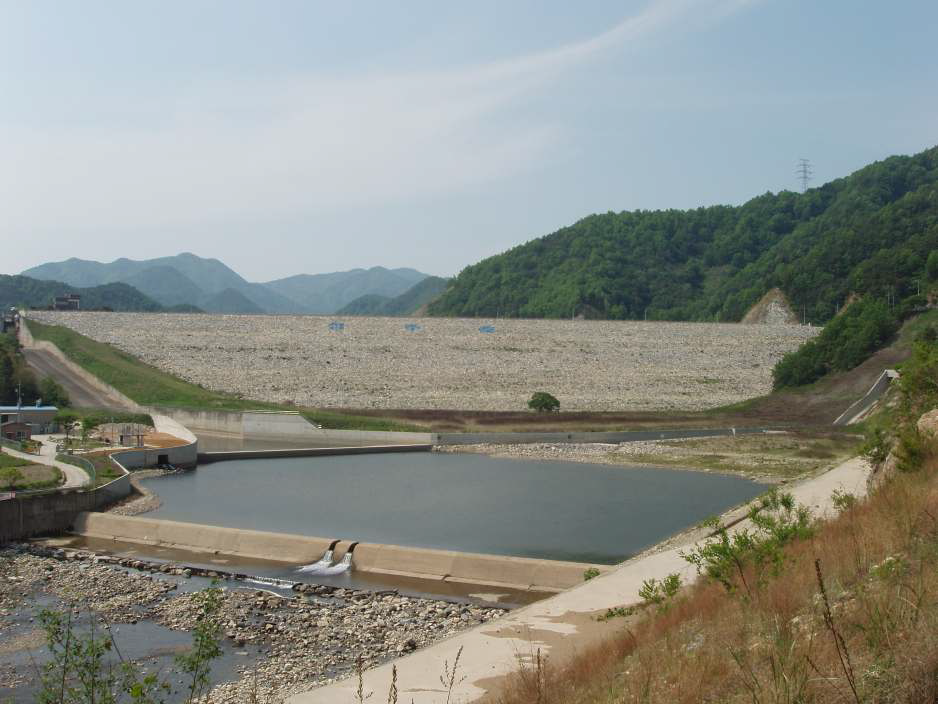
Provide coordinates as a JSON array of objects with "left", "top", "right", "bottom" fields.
[{"left": 297, "top": 539, "right": 341, "bottom": 574}]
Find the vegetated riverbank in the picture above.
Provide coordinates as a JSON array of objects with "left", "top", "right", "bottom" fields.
[
  {"left": 0, "top": 543, "right": 505, "bottom": 703},
  {"left": 436, "top": 429, "right": 861, "bottom": 482},
  {"left": 488, "top": 338, "right": 938, "bottom": 704}
]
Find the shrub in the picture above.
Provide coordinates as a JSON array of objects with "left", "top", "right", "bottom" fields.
[
  {"left": 772, "top": 297, "right": 898, "bottom": 389},
  {"left": 38, "top": 376, "right": 70, "bottom": 407},
  {"left": 528, "top": 391, "right": 560, "bottom": 412},
  {"left": 681, "top": 490, "right": 812, "bottom": 597}
]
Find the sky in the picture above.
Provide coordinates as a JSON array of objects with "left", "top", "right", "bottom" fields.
[{"left": 2, "top": 0, "right": 937, "bottom": 282}]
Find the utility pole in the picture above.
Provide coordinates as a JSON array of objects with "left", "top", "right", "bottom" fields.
[{"left": 796, "top": 158, "right": 813, "bottom": 193}]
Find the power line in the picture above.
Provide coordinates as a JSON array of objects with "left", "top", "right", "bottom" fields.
[{"left": 796, "top": 158, "right": 813, "bottom": 193}]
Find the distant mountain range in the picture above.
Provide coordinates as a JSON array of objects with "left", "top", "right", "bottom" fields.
[
  {"left": 338, "top": 276, "right": 451, "bottom": 316},
  {"left": 21, "top": 253, "right": 440, "bottom": 315}
]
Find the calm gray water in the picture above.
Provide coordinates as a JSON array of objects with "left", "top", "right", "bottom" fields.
[{"left": 140, "top": 453, "right": 762, "bottom": 564}]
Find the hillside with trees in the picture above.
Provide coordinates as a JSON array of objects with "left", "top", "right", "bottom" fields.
[
  {"left": 338, "top": 276, "right": 450, "bottom": 316},
  {"left": 0, "top": 333, "right": 70, "bottom": 407},
  {"left": 429, "top": 145, "right": 938, "bottom": 324},
  {"left": 0, "top": 275, "right": 187, "bottom": 313}
]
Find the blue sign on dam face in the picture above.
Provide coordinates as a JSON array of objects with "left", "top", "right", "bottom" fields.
[{"left": 139, "top": 453, "right": 763, "bottom": 564}]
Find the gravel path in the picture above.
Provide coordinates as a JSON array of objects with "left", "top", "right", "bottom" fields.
[
  {"left": 1, "top": 436, "right": 89, "bottom": 489},
  {"left": 28, "top": 312, "right": 817, "bottom": 412}
]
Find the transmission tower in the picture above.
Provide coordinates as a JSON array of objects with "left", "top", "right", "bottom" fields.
[{"left": 796, "top": 158, "right": 813, "bottom": 193}]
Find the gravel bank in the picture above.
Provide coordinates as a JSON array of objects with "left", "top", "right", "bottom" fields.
[
  {"left": 0, "top": 544, "right": 504, "bottom": 702},
  {"left": 28, "top": 312, "right": 817, "bottom": 412},
  {"left": 434, "top": 440, "right": 787, "bottom": 481}
]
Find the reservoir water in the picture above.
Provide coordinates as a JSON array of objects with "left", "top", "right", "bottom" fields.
[{"left": 140, "top": 452, "right": 763, "bottom": 564}]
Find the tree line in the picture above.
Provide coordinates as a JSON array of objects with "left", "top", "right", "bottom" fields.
[
  {"left": 429, "top": 145, "right": 938, "bottom": 325},
  {"left": 0, "top": 333, "right": 70, "bottom": 407}
]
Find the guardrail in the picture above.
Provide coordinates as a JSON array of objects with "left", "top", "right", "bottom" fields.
[
  {"left": 55, "top": 453, "right": 97, "bottom": 488},
  {"left": 0, "top": 437, "right": 25, "bottom": 452}
]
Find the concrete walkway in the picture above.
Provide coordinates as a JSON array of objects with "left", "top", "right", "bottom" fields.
[
  {"left": 2, "top": 435, "right": 90, "bottom": 489},
  {"left": 287, "top": 456, "right": 871, "bottom": 704}
]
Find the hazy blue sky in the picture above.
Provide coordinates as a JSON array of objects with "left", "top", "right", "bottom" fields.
[{"left": 2, "top": 0, "right": 936, "bottom": 281}]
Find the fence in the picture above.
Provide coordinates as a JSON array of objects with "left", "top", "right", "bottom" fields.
[
  {"left": 56, "top": 453, "right": 97, "bottom": 488},
  {"left": 0, "top": 437, "right": 25, "bottom": 452}
]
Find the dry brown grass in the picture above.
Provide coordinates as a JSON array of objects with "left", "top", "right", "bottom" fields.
[{"left": 490, "top": 440, "right": 938, "bottom": 704}]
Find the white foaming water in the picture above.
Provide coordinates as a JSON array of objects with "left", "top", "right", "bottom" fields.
[
  {"left": 316, "top": 551, "right": 353, "bottom": 576},
  {"left": 297, "top": 550, "right": 334, "bottom": 574}
]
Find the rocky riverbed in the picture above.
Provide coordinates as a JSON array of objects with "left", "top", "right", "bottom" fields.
[
  {"left": 28, "top": 312, "right": 818, "bottom": 412},
  {"left": 0, "top": 544, "right": 504, "bottom": 703}
]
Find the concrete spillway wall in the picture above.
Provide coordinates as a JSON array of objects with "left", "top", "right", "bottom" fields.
[
  {"left": 152, "top": 407, "right": 434, "bottom": 446},
  {"left": 197, "top": 444, "right": 432, "bottom": 463},
  {"left": 72, "top": 513, "right": 606, "bottom": 592}
]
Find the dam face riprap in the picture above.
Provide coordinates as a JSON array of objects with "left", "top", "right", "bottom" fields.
[{"left": 139, "top": 453, "right": 763, "bottom": 564}]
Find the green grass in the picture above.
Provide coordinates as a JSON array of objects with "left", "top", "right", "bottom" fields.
[
  {"left": 0, "top": 459, "right": 63, "bottom": 490},
  {"left": 300, "top": 410, "right": 426, "bottom": 433},
  {"left": 28, "top": 319, "right": 267, "bottom": 410},
  {"left": 0, "top": 453, "right": 30, "bottom": 469},
  {"left": 80, "top": 453, "right": 125, "bottom": 486},
  {"left": 27, "top": 320, "right": 428, "bottom": 433}
]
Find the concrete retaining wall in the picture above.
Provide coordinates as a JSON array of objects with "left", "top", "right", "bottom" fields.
[
  {"left": 148, "top": 407, "right": 245, "bottom": 436},
  {"left": 152, "top": 407, "right": 434, "bottom": 445},
  {"left": 73, "top": 513, "right": 336, "bottom": 563},
  {"left": 71, "top": 513, "right": 605, "bottom": 591},
  {"left": 0, "top": 478, "right": 132, "bottom": 543},
  {"left": 198, "top": 444, "right": 432, "bottom": 463}
]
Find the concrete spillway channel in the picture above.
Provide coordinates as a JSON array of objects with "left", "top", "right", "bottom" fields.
[{"left": 72, "top": 513, "right": 605, "bottom": 593}]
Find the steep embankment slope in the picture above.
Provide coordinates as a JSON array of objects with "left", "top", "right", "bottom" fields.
[{"left": 429, "top": 145, "right": 938, "bottom": 323}]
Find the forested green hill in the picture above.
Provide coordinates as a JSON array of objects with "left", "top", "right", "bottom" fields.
[
  {"left": 338, "top": 276, "right": 450, "bottom": 316},
  {"left": 428, "top": 145, "right": 938, "bottom": 323},
  {"left": 0, "top": 275, "right": 196, "bottom": 313}
]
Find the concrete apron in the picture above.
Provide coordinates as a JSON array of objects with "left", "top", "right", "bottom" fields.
[
  {"left": 70, "top": 513, "right": 606, "bottom": 593},
  {"left": 286, "top": 456, "right": 872, "bottom": 704}
]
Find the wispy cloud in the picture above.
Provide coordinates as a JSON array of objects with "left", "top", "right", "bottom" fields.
[{"left": 1, "top": 0, "right": 753, "bottom": 235}]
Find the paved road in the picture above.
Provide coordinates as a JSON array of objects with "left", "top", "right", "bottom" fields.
[
  {"left": 289, "top": 456, "right": 871, "bottom": 704},
  {"left": 23, "top": 347, "right": 134, "bottom": 409},
  {"left": 833, "top": 369, "right": 899, "bottom": 425},
  {"left": 2, "top": 435, "right": 90, "bottom": 489}
]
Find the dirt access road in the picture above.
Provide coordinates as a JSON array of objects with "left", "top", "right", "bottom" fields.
[{"left": 22, "top": 347, "right": 135, "bottom": 410}]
